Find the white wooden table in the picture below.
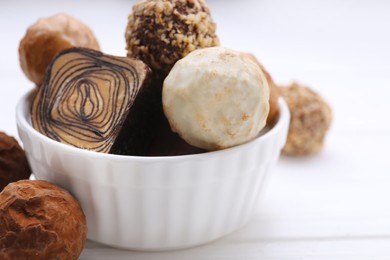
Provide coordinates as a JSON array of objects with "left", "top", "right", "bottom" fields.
[{"left": 1, "top": 0, "right": 390, "bottom": 259}]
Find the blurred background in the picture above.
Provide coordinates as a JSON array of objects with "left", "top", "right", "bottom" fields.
[{"left": 1, "top": 0, "right": 389, "bottom": 134}]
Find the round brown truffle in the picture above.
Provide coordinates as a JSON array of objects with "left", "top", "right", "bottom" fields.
[
  {"left": 125, "top": 0, "right": 220, "bottom": 77},
  {"left": 19, "top": 13, "right": 100, "bottom": 87},
  {"left": 243, "top": 53, "right": 280, "bottom": 126},
  {"left": 280, "top": 82, "right": 332, "bottom": 156},
  {"left": 0, "top": 132, "right": 31, "bottom": 191},
  {"left": 0, "top": 180, "right": 87, "bottom": 260}
]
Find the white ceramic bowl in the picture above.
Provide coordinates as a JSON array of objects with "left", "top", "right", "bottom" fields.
[{"left": 16, "top": 90, "right": 290, "bottom": 251}]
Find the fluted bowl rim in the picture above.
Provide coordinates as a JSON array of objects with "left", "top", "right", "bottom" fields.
[{"left": 16, "top": 89, "right": 290, "bottom": 163}]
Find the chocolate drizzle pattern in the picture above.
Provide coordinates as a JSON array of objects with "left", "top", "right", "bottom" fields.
[{"left": 32, "top": 47, "right": 149, "bottom": 153}]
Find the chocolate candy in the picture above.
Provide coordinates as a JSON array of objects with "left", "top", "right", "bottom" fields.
[
  {"left": 0, "top": 180, "right": 86, "bottom": 260},
  {"left": 280, "top": 82, "right": 332, "bottom": 156},
  {"left": 19, "top": 13, "right": 100, "bottom": 87},
  {"left": 32, "top": 47, "right": 161, "bottom": 155},
  {"left": 125, "top": 0, "right": 220, "bottom": 77},
  {"left": 0, "top": 132, "right": 31, "bottom": 191}
]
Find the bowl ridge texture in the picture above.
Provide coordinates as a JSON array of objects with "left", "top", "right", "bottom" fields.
[{"left": 16, "top": 90, "right": 290, "bottom": 250}]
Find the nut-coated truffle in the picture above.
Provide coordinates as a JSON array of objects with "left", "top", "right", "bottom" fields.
[
  {"left": 0, "top": 180, "right": 87, "bottom": 260},
  {"left": 0, "top": 132, "right": 31, "bottom": 191},
  {"left": 125, "top": 0, "right": 220, "bottom": 77},
  {"left": 280, "top": 82, "right": 332, "bottom": 156},
  {"left": 19, "top": 13, "right": 100, "bottom": 87},
  {"left": 163, "top": 47, "right": 270, "bottom": 150}
]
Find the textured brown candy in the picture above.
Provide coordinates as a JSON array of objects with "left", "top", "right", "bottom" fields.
[
  {"left": 32, "top": 47, "right": 161, "bottom": 155},
  {"left": 125, "top": 0, "right": 220, "bottom": 77},
  {"left": 243, "top": 53, "right": 280, "bottom": 126},
  {"left": 0, "top": 132, "right": 31, "bottom": 191},
  {"left": 0, "top": 180, "right": 87, "bottom": 260},
  {"left": 19, "top": 13, "right": 100, "bottom": 87},
  {"left": 280, "top": 82, "right": 332, "bottom": 156}
]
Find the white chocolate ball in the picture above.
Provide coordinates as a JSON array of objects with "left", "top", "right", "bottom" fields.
[{"left": 162, "top": 47, "right": 270, "bottom": 150}]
